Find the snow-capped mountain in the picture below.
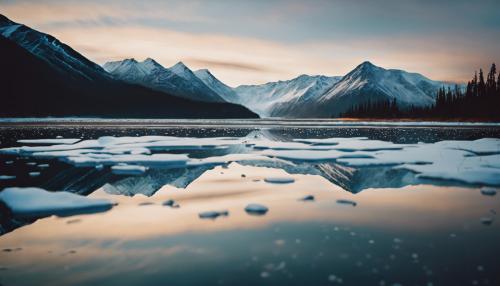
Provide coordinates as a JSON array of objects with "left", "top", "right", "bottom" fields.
[
  {"left": 194, "top": 69, "right": 240, "bottom": 103},
  {"left": 234, "top": 62, "right": 456, "bottom": 118},
  {"left": 0, "top": 14, "right": 109, "bottom": 82},
  {"left": 103, "top": 59, "right": 224, "bottom": 102},
  {"left": 234, "top": 75, "right": 342, "bottom": 116},
  {"left": 0, "top": 14, "right": 258, "bottom": 118},
  {"left": 298, "top": 61, "right": 455, "bottom": 117}
]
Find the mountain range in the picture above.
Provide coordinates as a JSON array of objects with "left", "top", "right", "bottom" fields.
[
  {"left": 103, "top": 59, "right": 225, "bottom": 103},
  {"left": 0, "top": 14, "right": 257, "bottom": 118},
  {"left": 0, "top": 13, "right": 458, "bottom": 119}
]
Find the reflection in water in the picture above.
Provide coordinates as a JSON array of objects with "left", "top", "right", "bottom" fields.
[
  {"left": 0, "top": 163, "right": 499, "bottom": 285},
  {"left": 0, "top": 125, "right": 500, "bottom": 285}
]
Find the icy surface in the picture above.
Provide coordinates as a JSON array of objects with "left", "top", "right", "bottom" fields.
[
  {"left": 0, "top": 188, "right": 114, "bottom": 218},
  {"left": 17, "top": 138, "right": 81, "bottom": 145},
  {"left": 1, "top": 136, "right": 500, "bottom": 189}
]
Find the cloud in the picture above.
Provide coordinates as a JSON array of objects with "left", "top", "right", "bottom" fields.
[
  {"left": 1, "top": 0, "right": 499, "bottom": 85},
  {"left": 186, "top": 58, "right": 277, "bottom": 73}
]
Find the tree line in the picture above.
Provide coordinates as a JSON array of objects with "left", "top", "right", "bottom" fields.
[{"left": 339, "top": 63, "right": 500, "bottom": 120}]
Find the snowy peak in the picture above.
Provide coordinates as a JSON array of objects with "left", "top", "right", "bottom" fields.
[
  {"left": 194, "top": 68, "right": 239, "bottom": 103},
  {"left": 234, "top": 74, "right": 342, "bottom": 116},
  {"left": 103, "top": 58, "right": 163, "bottom": 74},
  {"left": 194, "top": 69, "right": 212, "bottom": 79},
  {"left": 103, "top": 58, "right": 225, "bottom": 103},
  {"left": 311, "top": 61, "right": 458, "bottom": 117},
  {"left": 169, "top": 61, "right": 194, "bottom": 80}
]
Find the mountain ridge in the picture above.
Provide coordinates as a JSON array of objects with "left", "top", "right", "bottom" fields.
[
  {"left": 0, "top": 14, "right": 258, "bottom": 118},
  {"left": 103, "top": 58, "right": 225, "bottom": 103}
]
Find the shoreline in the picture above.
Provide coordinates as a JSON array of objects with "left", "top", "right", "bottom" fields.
[{"left": 0, "top": 118, "right": 499, "bottom": 128}]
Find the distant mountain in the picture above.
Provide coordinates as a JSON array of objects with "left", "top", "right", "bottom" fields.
[
  {"left": 194, "top": 69, "right": 240, "bottom": 103},
  {"left": 234, "top": 62, "right": 456, "bottom": 118},
  {"left": 104, "top": 59, "right": 225, "bottom": 102},
  {"left": 0, "top": 14, "right": 258, "bottom": 118},
  {"left": 234, "top": 74, "right": 342, "bottom": 116},
  {"left": 303, "top": 61, "right": 453, "bottom": 117}
]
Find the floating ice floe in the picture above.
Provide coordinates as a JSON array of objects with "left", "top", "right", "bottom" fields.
[
  {"left": 244, "top": 203, "right": 269, "bottom": 215},
  {"left": 37, "top": 164, "right": 50, "bottom": 169},
  {"left": 162, "top": 199, "right": 179, "bottom": 208},
  {"left": 138, "top": 202, "right": 154, "bottom": 206},
  {"left": 294, "top": 137, "right": 368, "bottom": 145},
  {"left": 198, "top": 210, "right": 229, "bottom": 219},
  {"left": 480, "top": 187, "right": 497, "bottom": 196},
  {"left": 0, "top": 175, "right": 16, "bottom": 180},
  {"left": 336, "top": 199, "right": 357, "bottom": 206},
  {"left": 0, "top": 187, "right": 114, "bottom": 218},
  {"left": 264, "top": 177, "right": 295, "bottom": 184},
  {"left": 259, "top": 149, "right": 373, "bottom": 161},
  {"left": 299, "top": 195, "right": 315, "bottom": 201},
  {"left": 480, "top": 217, "right": 494, "bottom": 226},
  {"left": 111, "top": 164, "right": 148, "bottom": 175},
  {"left": 2, "top": 135, "right": 500, "bottom": 189},
  {"left": 28, "top": 172, "right": 40, "bottom": 177},
  {"left": 66, "top": 153, "right": 189, "bottom": 168},
  {"left": 17, "top": 138, "right": 81, "bottom": 145}
]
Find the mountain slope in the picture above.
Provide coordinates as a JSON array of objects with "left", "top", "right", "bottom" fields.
[
  {"left": 194, "top": 69, "right": 240, "bottom": 103},
  {"left": 104, "top": 59, "right": 225, "bottom": 103},
  {"left": 0, "top": 14, "right": 258, "bottom": 118},
  {"left": 234, "top": 61, "right": 456, "bottom": 118},
  {"left": 0, "top": 14, "right": 109, "bottom": 82},
  {"left": 234, "top": 75, "right": 342, "bottom": 116},
  {"left": 303, "top": 61, "right": 453, "bottom": 117}
]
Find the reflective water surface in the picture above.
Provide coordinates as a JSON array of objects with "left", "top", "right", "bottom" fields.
[{"left": 0, "top": 121, "right": 499, "bottom": 286}]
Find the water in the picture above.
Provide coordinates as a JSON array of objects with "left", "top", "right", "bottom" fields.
[{"left": 0, "top": 120, "right": 499, "bottom": 286}]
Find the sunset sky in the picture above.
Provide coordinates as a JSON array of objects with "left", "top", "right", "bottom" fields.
[{"left": 1, "top": 0, "right": 499, "bottom": 86}]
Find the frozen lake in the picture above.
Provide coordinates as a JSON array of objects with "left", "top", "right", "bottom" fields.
[{"left": 0, "top": 120, "right": 499, "bottom": 286}]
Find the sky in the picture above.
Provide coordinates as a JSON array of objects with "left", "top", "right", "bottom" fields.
[{"left": 1, "top": 0, "right": 499, "bottom": 86}]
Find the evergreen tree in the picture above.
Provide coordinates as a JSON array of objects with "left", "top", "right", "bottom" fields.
[
  {"left": 497, "top": 72, "right": 500, "bottom": 96},
  {"left": 486, "top": 63, "right": 497, "bottom": 96},
  {"left": 478, "top": 69, "right": 486, "bottom": 97}
]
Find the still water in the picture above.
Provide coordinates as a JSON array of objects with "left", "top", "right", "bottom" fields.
[{"left": 0, "top": 120, "right": 499, "bottom": 286}]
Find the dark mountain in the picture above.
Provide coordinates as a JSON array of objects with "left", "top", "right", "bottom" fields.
[{"left": 0, "top": 14, "right": 257, "bottom": 118}]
